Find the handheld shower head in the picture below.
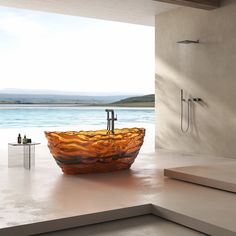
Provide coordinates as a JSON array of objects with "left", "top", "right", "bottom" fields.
[{"left": 181, "top": 89, "right": 185, "bottom": 102}]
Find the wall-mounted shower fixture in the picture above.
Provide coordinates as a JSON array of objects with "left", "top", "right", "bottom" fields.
[
  {"left": 180, "top": 89, "right": 202, "bottom": 133},
  {"left": 192, "top": 97, "right": 202, "bottom": 102},
  {"left": 177, "top": 39, "right": 200, "bottom": 44},
  {"left": 180, "top": 89, "right": 191, "bottom": 133}
]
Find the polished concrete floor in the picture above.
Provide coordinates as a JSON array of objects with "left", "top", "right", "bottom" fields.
[
  {"left": 37, "top": 215, "right": 205, "bottom": 236},
  {"left": 165, "top": 162, "right": 236, "bottom": 193},
  {"left": 1, "top": 144, "right": 236, "bottom": 235}
]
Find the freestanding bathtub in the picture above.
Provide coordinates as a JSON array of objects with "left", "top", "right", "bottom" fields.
[{"left": 45, "top": 128, "right": 145, "bottom": 174}]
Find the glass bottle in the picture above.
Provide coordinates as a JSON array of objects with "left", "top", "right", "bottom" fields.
[{"left": 17, "top": 134, "right": 22, "bottom": 144}]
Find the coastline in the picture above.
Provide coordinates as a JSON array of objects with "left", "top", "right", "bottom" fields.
[{"left": 0, "top": 103, "right": 155, "bottom": 108}]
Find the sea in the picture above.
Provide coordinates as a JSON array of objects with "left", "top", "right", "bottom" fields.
[
  {"left": 0, "top": 105, "right": 155, "bottom": 152},
  {"left": 0, "top": 105, "right": 155, "bottom": 129}
]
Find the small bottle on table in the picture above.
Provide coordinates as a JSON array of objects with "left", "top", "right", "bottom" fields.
[
  {"left": 23, "top": 135, "right": 27, "bottom": 144},
  {"left": 17, "top": 134, "right": 22, "bottom": 144}
]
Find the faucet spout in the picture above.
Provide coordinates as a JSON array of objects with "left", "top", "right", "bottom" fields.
[{"left": 105, "top": 109, "right": 117, "bottom": 134}]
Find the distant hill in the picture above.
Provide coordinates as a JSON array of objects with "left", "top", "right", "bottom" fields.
[
  {"left": 0, "top": 89, "right": 154, "bottom": 107},
  {"left": 111, "top": 94, "right": 155, "bottom": 107},
  {"left": 0, "top": 88, "right": 142, "bottom": 96},
  {"left": 0, "top": 93, "right": 130, "bottom": 105}
]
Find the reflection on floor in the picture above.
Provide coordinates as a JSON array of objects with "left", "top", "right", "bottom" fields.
[
  {"left": 1, "top": 146, "right": 236, "bottom": 235},
  {"left": 37, "top": 215, "right": 205, "bottom": 236}
]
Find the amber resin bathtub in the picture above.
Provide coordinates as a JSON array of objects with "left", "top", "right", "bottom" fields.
[{"left": 45, "top": 128, "right": 145, "bottom": 174}]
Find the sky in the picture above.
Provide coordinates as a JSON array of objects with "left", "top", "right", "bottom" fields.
[{"left": 0, "top": 6, "right": 154, "bottom": 95}]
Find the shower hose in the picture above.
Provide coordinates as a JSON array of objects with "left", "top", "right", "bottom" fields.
[{"left": 181, "top": 91, "right": 191, "bottom": 133}]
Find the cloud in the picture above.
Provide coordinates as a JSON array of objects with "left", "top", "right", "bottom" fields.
[
  {"left": 0, "top": 12, "right": 47, "bottom": 40},
  {"left": 0, "top": 7, "right": 154, "bottom": 94}
]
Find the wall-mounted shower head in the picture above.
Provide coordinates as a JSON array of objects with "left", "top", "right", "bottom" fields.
[{"left": 177, "top": 39, "right": 200, "bottom": 44}]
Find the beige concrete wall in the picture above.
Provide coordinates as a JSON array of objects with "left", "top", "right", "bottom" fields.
[{"left": 155, "top": 0, "right": 236, "bottom": 158}]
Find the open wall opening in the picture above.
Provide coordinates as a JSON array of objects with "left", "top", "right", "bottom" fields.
[
  {"left": 0, "top": 6, "right": 155, "bottom": 153},
  {"left": 155, "top": 0, "right": 236, "bottom": 158}
]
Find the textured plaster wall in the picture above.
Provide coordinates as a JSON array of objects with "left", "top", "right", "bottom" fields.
[{"left": 155, "top": 0, "right": 236, "bottom": 158}]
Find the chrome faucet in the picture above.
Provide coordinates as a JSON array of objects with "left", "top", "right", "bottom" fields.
[{"left": 105, "top": 109, "right": 117, "bottom": 134}]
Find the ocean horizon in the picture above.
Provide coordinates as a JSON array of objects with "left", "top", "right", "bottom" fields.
[
  {"left": 0, "top": 105, "right": 154, "bottom": 129},
  {"left": 0, "top": 106, "right": 155, "bottom": 151}
]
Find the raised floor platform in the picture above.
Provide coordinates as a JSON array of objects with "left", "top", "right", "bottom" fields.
[
  {"left": 38, "top": 214, "right": 205, "bottom": 236},
  {"left": 164, "top": 162, "right": 236, "bottom": 193},
  {"left": 1, "top": 146, "right": 236, "bottom": 235}
]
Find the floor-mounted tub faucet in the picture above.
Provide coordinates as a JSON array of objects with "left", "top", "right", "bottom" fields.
[{"left": 105, "top": 109, "right": 117, "bottom": 134}]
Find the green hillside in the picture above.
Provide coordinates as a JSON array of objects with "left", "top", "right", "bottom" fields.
[
  {"left": 0, "top": 92, "right": 155, "bottom": 107},
  {"left": 111, "top": 94, "right": 155, "bottom": 107}
]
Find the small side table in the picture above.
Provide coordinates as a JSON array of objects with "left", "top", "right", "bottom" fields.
[{"left": 8, "top": 142, "right": 40, "bottom": 169}]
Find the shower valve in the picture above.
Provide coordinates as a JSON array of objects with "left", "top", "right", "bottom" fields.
[{"left": 192, "top": 98, "right": 202, "bottom": 102}]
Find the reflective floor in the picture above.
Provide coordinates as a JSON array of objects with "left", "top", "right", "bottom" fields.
[{"left": 1, "top": 145, "right": 236, "bottom": 235}]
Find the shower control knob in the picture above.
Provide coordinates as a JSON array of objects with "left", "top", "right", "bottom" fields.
[{"left": 193, "top": 98, "right": 202, "bottom": 102}]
